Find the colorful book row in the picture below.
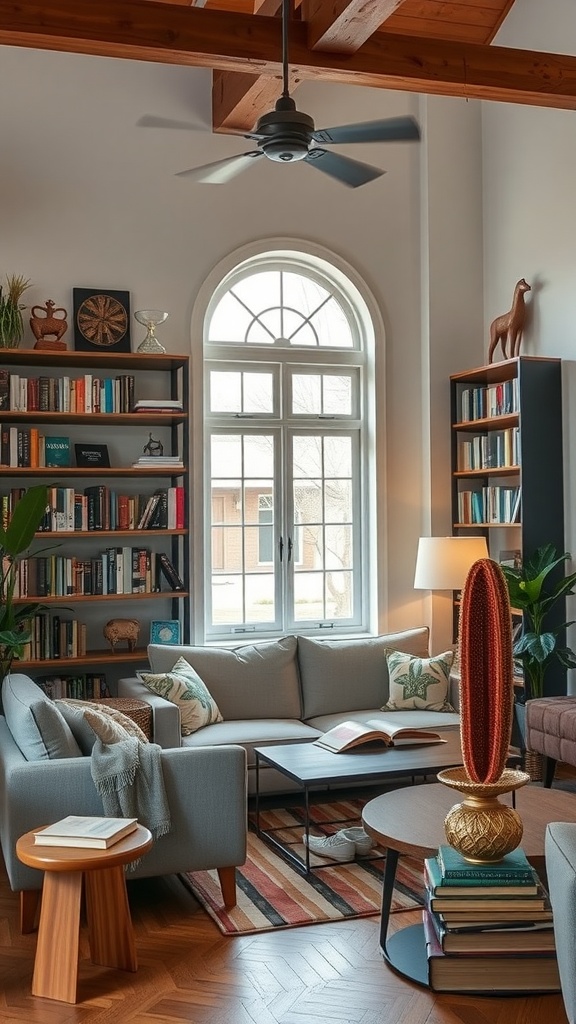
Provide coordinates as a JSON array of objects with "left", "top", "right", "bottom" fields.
[
  {"left": 457, "top": 379, "right": 519, "bottom": 423},
  {"left": 5, "top": 548, "right": 184, "bottom": 597},
  {"left": 0, "top": 370, "right": 135, "bottom": 414},
  {"left": 457, "top": 486, "right": 521, "bottom": 525}
]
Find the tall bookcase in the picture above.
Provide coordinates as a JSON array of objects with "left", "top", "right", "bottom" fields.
[
  {"left": 0, "top": 348, "right": 190, "bottom": 696},
  {"left": 450, "top": 356, "right": 566, "bottom": 697}
]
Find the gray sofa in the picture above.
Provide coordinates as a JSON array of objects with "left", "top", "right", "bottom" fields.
[
  {"left": 0, "top": 673, "right": 248, "bottom": 922},
  {"left": 118, "top": 627, "right": 460, "bottom": 794},
  {"left": 546, "top": 822, "right": 576, "bottom": 1023}
]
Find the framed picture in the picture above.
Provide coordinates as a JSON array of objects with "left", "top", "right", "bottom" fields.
[
  {"left": 75, "top": 442, "right": 110, "bottom": 468},
  {"left": 73, "top": 288, "right": 131, "bottom": 352},
  {"left": 150, "top": 620, "right": 181, "bottom": 646}
]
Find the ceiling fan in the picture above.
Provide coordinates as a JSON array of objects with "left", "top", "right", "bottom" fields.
[{"left": 139, "top": 0, "right": 420, "bottom": 187}]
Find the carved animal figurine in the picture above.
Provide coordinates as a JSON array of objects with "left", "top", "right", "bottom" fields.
[
  {"left": 30, "top": 299, "right": 68, "bottom": 351},
  {"left": 103, "top": 618, "right": 141, "bottom": 653},
  {"left": 488, "top": 279, "right": 531, "bottom": 363}
]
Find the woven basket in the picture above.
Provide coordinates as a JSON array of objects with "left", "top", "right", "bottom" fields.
[
  {"left": 98, "top": 697, "right": 152, "bottom": 740},
  {"left": 524, "top": 748, "right": 544, "bottom": 782}
]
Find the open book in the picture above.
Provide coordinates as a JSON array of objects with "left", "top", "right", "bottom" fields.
[{"left": 313, "top": 718, "right": 446, "bottom": 753}]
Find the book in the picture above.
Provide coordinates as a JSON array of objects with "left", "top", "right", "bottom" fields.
[
  {"left": 424, "top": 871, "right": 547, "bottom": 913},
  {"left": 436, "top": 843, "right": 536, "bottom": 883},
  {"left": 75, "top": 442, "right": 111, "bottom": 468},
  {"left": 427, "top": 907, "right": 555, "bottom": 954},
  {"left": 133, "top": 399, "right": 183, "bottom": 410},
  {"left": 33, "top": 815, "right": 138, "bottom": 849},
  {"left": 158, "top": 552, "right": 185, "bottom": 591},
  {"left": 437, "top": 906, "right": 554, "bottom": 925},
  {"left": 422, "top": 910, "right": 560, "bottom": 993},
  {"left": 44, "top": 435, "right": 71, "bottom": 468},
  {"left": 313, "top": 718, "right": 446, "bottom": 753},
  {"left": 426, "top": 855, "right": 538, "bottom": 895}
]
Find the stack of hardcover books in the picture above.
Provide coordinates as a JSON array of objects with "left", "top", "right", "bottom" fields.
[{"left": 423, "top": 844, "right": 560, "bottom": 993}]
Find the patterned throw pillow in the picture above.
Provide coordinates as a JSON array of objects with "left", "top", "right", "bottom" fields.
[
  {"left": 383, "top": 649, "right": 456, "bottom": 712},
  {"left": 55, "top": 699, "right": 149, "bottom": 753},
  {"left": 138, "top": 656, "right": 223, "bottom": 735}
]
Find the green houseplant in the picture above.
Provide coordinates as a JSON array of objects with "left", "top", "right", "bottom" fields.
[
  {"left": 0, "top": 274, "right": 32, "bottom": 348},
  {"left": 500, "top": 544, "right": 576, "bottom": 702},
  {"left": 0, "top": 485, "right": 49, "bottom": 681}
]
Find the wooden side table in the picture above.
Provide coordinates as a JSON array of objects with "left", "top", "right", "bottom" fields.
[{"left": 17, "top": 823, "right": 153, "bottom": 1003}]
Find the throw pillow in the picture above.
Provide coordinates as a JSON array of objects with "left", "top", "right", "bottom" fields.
[
  {"left": 55, "top": 699, "right": 149, "bottom": 754},
  {"left": 138, "top": 656, "right": 223, "bottom": 735},
  {"left": 383, "top": 649, "right": 456, "bottom": 712}
]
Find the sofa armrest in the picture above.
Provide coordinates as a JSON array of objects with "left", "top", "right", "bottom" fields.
[
  {"left": 545, "top": 822, "right": 576, "bottom": 1022},
  {"left": 0, "top": 717, "right": 247, "bottom": 892},
  {"left": 118, "top": 675, "right": 181, "bottom": 748}
]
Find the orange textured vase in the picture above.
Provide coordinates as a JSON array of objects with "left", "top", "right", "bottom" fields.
[{"left": 458, "top": 558, "right": 514, "bottom": 784}]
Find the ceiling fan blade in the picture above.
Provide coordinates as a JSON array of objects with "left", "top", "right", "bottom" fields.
[
  {"left": 175, "top": 151, "right": 262, "bottom": 184},
  {"left": 312, "top": 115, "right": 420, "bottom": 146},
  {"left": 137, "top": 115, "right": 202, "bottom": 131},
  {"left": 305, "top": 149, "right": 384, "bottom": 188}
]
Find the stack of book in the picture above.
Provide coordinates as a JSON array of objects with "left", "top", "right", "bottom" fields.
[
  {"left": 423, "top": 844, "right": 560, "bottom": 993},
  {"left": 131, "top": 454, "right": 184, "bottom": 470}
]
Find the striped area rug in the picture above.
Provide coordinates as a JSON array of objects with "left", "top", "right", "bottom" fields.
[{"left": 183, "top": 799, "right": 424, "bottom": 935}]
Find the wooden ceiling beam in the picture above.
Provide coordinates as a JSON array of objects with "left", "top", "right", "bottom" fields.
[
  {"left": 2, "top": 2, "right": 576, "bottom": 111},
  {"left": 304, "top": 0, "right": 408, "bottom": 53}
]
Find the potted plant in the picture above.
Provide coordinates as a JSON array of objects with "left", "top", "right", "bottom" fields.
[
  {"left": 0, "top": 485, "right": 49, "bottom": 682},
  {"left": 500, "top": 544, "right": 576, "bottom": 705},
  {"left": 0, "top": 274, "right": 32, "bottom": 348}
]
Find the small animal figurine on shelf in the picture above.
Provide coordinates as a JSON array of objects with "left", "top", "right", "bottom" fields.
[
  {"left": 30, "top": 299, "right": 68, "bottom": 350},
  {"left": 143, "top": 433, "right": 163, "bottom": 457},
  {"left": 103, "top": 618, "right": 141, "bottom": 653},
  {"left": 488, "top": 279, "right": 531, "bottom": 363}
]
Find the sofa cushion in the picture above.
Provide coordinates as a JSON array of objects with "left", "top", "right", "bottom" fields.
[
  {"left": 298, "top": 627, "right": 430, "bottom": 719},
  {"left": 55, "top": 699, "right": 149, "bottom": 754},
  {"left": 147, "top": 636, "right": 302, "bottom": 721},
  {"left": 180, "top": 718, "right": 319, "bottom": 767},
  {"left": 1, "top": 673, "right": 82, "bottom": 761},
  {"left": 383, "top": 649, "right": 456, "bottom": 712},
  {"left": 137, "top": 657, "right": 223, "bottom": 735}
]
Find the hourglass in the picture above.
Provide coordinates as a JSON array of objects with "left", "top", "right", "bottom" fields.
[{"left": 134, "top": 310, "right": 169, "bottom": 353}]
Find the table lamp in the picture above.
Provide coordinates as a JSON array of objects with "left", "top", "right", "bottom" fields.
[{"left": 414, "top": 536, "right": 489, "bottom": 592}]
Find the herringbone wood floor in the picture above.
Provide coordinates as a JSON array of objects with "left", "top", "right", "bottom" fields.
[{"left": 0, "top": 856, "right": 568, "bottom": 1023}]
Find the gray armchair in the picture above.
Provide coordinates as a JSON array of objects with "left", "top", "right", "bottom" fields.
[{"left": 0, "top": 675, "right": 247, "bottom": 931}]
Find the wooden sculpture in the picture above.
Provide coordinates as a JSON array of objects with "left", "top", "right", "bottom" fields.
[
  {"left": 488, "top": 279, "right": 531, "bottom": 363},
  {"left": 30, "top": 299, "right": 68, "bottom": 350}
]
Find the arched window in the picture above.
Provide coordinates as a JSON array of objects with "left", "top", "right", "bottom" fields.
[{"left": 203, "top": 246, "right": 376, "bottom": 639}]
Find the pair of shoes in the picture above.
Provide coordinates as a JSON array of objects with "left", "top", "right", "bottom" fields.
[
  {"left": 302, "top": 827, "right": 375, "bottom": 861},
  {"left": 340, "top": 827, "right": 375, "bottom": 856},
  {"left": 303, "top": 831, "right": 354, "bottom": 862}
]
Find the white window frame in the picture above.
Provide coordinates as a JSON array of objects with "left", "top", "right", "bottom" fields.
[{"left": 190, "top": 239, "right": 385, "bottom": 643}]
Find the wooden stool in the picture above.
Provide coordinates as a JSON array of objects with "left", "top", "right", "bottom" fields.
[{"left": 16, "top": 824, "right": 153, "bottom": 1003}]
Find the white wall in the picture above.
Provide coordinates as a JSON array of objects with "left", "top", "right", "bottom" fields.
[
  {"left": 485, "top": 0, "right": 576, "bottom": 687},
  {"left": 0, "top": 44, "right": 484, "bottom": 649}
]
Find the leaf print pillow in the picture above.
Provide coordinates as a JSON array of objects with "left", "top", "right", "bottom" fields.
[
  {"left": 382, "top": 649, "right": 455, "bottom": 712},
  {"left": 138, "top": 656, "right": 223, "bottom": 734}
]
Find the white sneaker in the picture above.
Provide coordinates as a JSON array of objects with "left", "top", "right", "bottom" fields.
[
  {"left": 340, "top": 827, "right": 375, "bottom": 856},
  {"left": 302, "top": 832, "right": 355, "bottom": 862}
]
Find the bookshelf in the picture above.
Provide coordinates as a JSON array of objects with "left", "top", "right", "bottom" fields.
[
  {"left": 0, "top": 348, "right": 190, "bottom": 694},
  {"left": 450, "top": 356, "right": 566, "bottom": 697}
]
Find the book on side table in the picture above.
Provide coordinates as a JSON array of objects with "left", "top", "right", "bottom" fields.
[
  {"left": 313, "top": 717, "right": 446, "bottom": 753},
  {"left": 34, "top": 815, "right": 138, "bottom": 849}
]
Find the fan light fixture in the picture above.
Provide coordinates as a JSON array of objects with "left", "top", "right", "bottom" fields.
[{"left": 137, "top": 0, "right": 420, "bottom": 187}]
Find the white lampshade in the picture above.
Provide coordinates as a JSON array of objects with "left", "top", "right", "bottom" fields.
[{"left": 414, "top": 536, "right": 489, "bottom": 591}]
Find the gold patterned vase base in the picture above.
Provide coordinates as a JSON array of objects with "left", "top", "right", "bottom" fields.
[{"left": 437, "top": 766, "right": 531, "bottom": 863}]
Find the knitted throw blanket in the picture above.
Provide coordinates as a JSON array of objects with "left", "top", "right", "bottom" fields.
[{"left": 90, "top": 736, "right": 171, "bottom": 843}]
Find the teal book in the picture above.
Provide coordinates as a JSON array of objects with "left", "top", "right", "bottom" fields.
[
  {"left": 425, "top": 857, "right": 539, "bottom": 897},
  {"left": 437, "top": 844, "right": 535, "bottom": 883},
  {"left": 44, "top": 435, "right": 71, "bottom": 468}
]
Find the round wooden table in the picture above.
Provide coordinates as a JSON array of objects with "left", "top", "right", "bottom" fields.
[
  {"left": 362, "top": 783, "right": 576, "bottom": 992},
  {"left": 17, "top": 823, "right": 153, "bottom": 1003}
]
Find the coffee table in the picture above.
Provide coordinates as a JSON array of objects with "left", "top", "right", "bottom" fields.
[
  {"left": 254, "top": 732, "right": 464, "bottom": 875},
  {"left": 362, "top": 783, "right": 576, "bottom": 992}
]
